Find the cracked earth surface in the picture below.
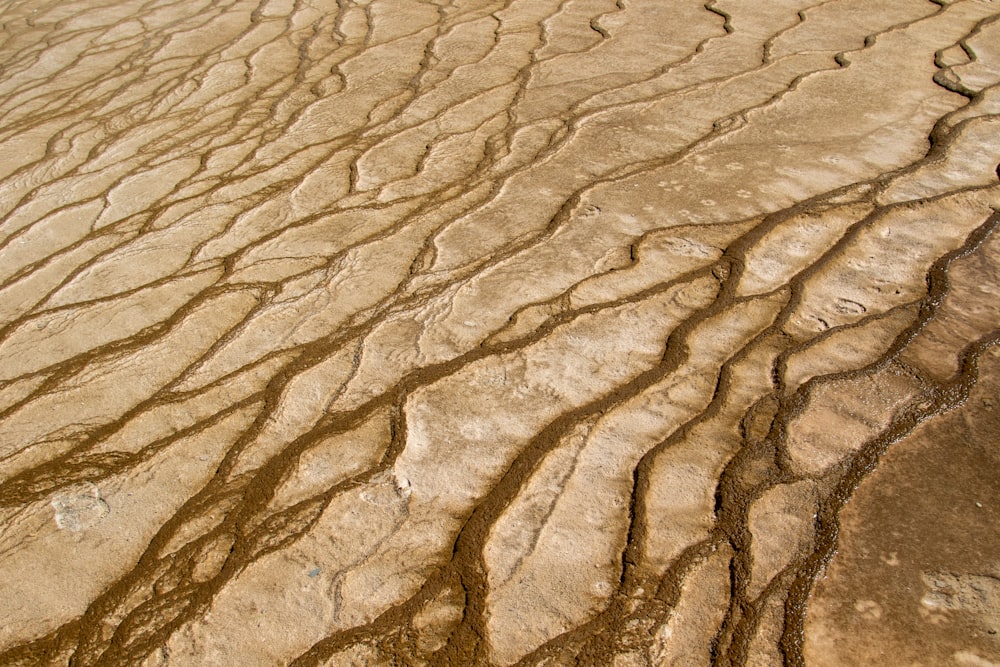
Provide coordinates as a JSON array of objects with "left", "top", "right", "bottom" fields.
[{"left": 0, "top": 0, "right": 999, "bottom": 665}]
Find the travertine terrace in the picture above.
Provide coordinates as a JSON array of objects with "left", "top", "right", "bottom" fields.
[{"left": 0, "top": 0, "right": 998, "bottom": 665}]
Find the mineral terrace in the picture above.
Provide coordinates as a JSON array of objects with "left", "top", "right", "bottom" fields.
[{"left": 0, "top": 0, "right": 998, "bottom": 665}]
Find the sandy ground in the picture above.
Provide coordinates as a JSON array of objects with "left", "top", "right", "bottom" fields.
[{"left": 0, "top": 0, "right": 998, "bottom": 665}]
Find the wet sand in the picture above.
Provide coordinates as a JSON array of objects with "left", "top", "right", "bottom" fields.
[{"left": 0, "top": 1, "right": 998, "bottom": 665}]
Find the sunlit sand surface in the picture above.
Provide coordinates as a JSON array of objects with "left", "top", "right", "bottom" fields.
[{"left": 0, "top": 0, "right": 998, "bottom": 664}]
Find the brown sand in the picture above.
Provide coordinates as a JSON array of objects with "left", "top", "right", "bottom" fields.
[{"left": 0, "top": 0, "right": 998, "bottom": 665}]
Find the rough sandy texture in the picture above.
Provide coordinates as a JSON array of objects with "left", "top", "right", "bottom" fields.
[{"left": 0, "top": 0, "right": 998, "bottom": 665}]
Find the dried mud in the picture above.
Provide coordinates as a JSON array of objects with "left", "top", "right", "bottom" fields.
[{"left": 0, "top": 1, "right": 998, "bottom": 665}]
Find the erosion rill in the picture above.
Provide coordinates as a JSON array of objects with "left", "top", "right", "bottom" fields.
[{"left": 0, "top": 1, "right": 998, "bottom": 666}]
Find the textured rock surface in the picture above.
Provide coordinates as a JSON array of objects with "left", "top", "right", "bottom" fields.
[{"left": 0, "top": 1, "right": 998, "bottom": 665}]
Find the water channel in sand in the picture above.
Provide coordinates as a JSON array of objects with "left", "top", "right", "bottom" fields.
[{"left": 0, "top": 0, "right": 998, "bottom": 665}]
